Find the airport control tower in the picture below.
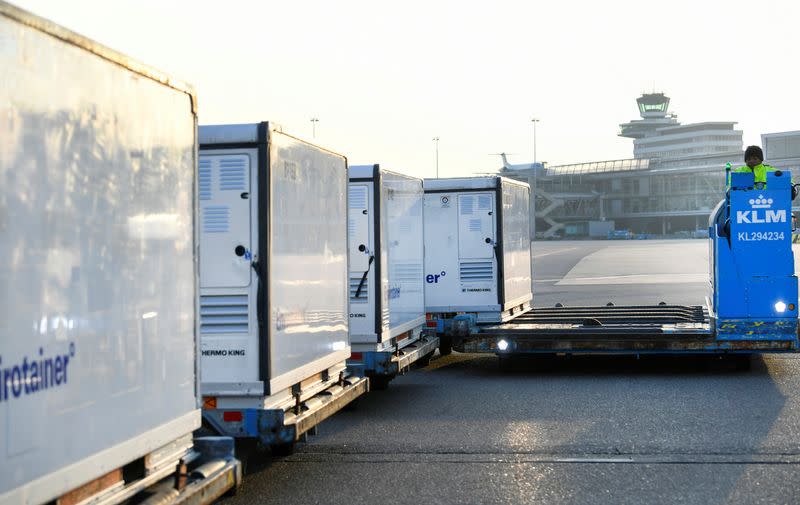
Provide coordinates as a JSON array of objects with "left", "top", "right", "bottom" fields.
[
  {"left": 619, "top": 92, "right": 741, "bottom": 161},
  {"left": 618, "top": 92, "right": 679, "bottom": 141}
]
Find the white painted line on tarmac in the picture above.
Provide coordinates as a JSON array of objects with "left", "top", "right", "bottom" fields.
[
  {"left": 532, "top": 247, "right": 579, "bottom": 259},
  {"left": 556, "top": 273, "right": 707, "bottom": 286},
  {"left": 553, "top": 457, "right": 634, "bottom": 463}
]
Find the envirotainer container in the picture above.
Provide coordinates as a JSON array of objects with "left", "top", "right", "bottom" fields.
[
  {"left": 423, "top": 176, "right": 533, "bottom": 323},
  {"left": 0, "top": 3, "right": 239, "bottom": 504},
  {"left": 198, "top": 123, "right": 366, "bottom": 449},
  {"left": 347, "top": 165, "right": 437, "bottom": 387}
]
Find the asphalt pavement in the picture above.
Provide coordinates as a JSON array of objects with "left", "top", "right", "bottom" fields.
[
  {"left": 530, "top": 239, "right": 710, "bottom": 307},
  {"left": 223, "top": 239, "right": 800, "bottom": 505}
]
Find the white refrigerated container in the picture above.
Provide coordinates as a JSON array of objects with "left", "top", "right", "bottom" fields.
[
  {"left": 0, "top": 3, "right": 238, "bottom": 504},
  {"left": 348, "top": 165, "right": 426, "bottom": 346},
  {"left": 198, "top": 123, "right": 366, "bottom": 447},
  {"left": 423, "top": 176, "right": 533, "bottom": 323},
  {"left": 346, "top": 165, "right": 437, "bottom": 385}
]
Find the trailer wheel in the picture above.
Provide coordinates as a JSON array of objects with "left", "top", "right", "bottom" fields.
[
  {"left": 370, "top": 375, "right": 391, "bottom": 391},
  {"left": 732, "top": 354, "right": 752, "bottom": 371},
  {"left": 271, "top": 441, "right": 296, "bottom": 457},
  {"left": 235, "top": 438, "right": 258, "bottom": 461},
  {"left": 233, "top": 439, "right": 263, "bottom": 476},
  {"left": 498, "top": 354, "right": 513, "bottom": 371},
  {"left": 439, "top": 334, "right": 453, "bottom": 356}
]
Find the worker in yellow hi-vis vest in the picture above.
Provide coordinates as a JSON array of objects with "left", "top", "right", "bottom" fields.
[{"left": 728, "top": 145, "right": 799, "bottom": 199}]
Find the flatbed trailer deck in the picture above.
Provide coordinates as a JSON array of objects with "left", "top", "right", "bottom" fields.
[{"left": 450, "top": 305, "right": 798, "bottom": 354}]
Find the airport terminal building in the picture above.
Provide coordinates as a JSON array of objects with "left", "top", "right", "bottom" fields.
[
  {"left": 503, "top": 93, "right": 747, "bottom": 237},
  {"left": 763, "top": 130, "right": 800, "bottom": 175}
]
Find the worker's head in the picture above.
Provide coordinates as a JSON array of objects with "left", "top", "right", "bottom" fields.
[{"left": 744, "top": 145, "right": 764, "bottom": 169}]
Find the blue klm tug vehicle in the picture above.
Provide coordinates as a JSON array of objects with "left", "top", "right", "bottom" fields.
[{"left": 433, "top": 169, "right": 799, "bottom": 355}]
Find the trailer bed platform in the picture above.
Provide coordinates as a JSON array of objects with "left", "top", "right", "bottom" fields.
[{"left": 455, "top": 305, "right": 796, "bottom": 353}]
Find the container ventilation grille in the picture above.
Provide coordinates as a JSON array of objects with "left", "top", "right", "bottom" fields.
[
  {"left": 459, "top": 195, "right": 474, "bottom": 215},
  {"left": 349, "top": 275, "right": 368, "bottom": 303},
  {"left": 392, "top": 262, "right": 423, "bottom": 283},
  {"left": 219, "top": 158, "right": 247, "bottom": 191},
  {"left": 200, "top": 294, "right": 248, "bottom": 334},
  {"left": 349, "top": 186, "right": 368, "bottom": 237},
  {"left": 199, "top": 159, "right": 212, "bottom": 200},
  {"left": 459, "top": 261, "right": 493, "bottom": 282},
  {"left": 349, "top": 186, "right": 368, "bottom": 209},
  {"left": 478, "top": 195, "right": 492, "bottom": 210},
  {"left": 202, "top": 206, "right": 230, "bottom": 233}
]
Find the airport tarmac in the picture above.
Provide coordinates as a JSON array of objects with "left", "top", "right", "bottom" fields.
[{"left": 225, "top": 239, "right": 800, "bottom": 505}]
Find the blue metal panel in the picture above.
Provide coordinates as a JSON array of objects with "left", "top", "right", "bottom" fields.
[
  {"left": 716, "top": 319, "right": 797, "bottom": 340},
  {"left": 345, "top": 360, "right": 366, "bottom": 377},
  {"left": 362, "top": 351, "right": 398, "bottom": 376},
  {"left": 242, "top": 409, "right": 259, "bottom": 437}
]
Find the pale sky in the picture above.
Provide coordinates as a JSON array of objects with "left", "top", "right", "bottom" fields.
[{"left": 11, "top": 0, "right": 800, "bottom": 179}]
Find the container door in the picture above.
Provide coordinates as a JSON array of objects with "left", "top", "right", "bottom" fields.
[
  {"left": 458, "top": 192, "right": 496, "bottom": 287},
  {"left": 383, "top": 172, "right": 425, "bottom": 336},
  {"left": 198, "top": 152, "right": 257, "bottom": 388},
  {"left": 199, "top": 154, "right": 252, "bottom": 289},
  {"left": 499, "top": 181, "right": 532, "bottom": 307},
  {"left": 348, "top": 183, "right": 375, "bottom": 339},
  {"left": 349, "top": 184, "right": 371, "bottom": 273},
  {"left": 458, "top": 192, "right": 495, "bottom": 259}
]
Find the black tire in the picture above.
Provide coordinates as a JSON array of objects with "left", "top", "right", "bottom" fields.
[
  {"left": 270, "top": 441, "right": 296, "bottom": 457},
  {"left": 732, "top": 354, "right": 752, "bottom": 371},
  {"left": 439, "top": 334, "right": 453, "bottom": 356},
  {"left": 223, "top": 439, "right": 255, "bottom": 496},
  {"left": 235, "top": 438, "right": 258, "bottom": 461},
  {"left": 233, "top": 438, "right": 261, "bottom": 476},
  {"left": 370, "top": 375, "right": 391, "bottom": 391}
]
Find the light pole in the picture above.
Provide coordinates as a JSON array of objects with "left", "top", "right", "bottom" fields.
[
  {"left": 433, "top": 137, "right": 440, "bottom": 178},
  {"left": 310, "top": 118, "right": 319, "bottom": 139},
  {"left": 530, "top": 118, "right": 540, "bottom": 241}
]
